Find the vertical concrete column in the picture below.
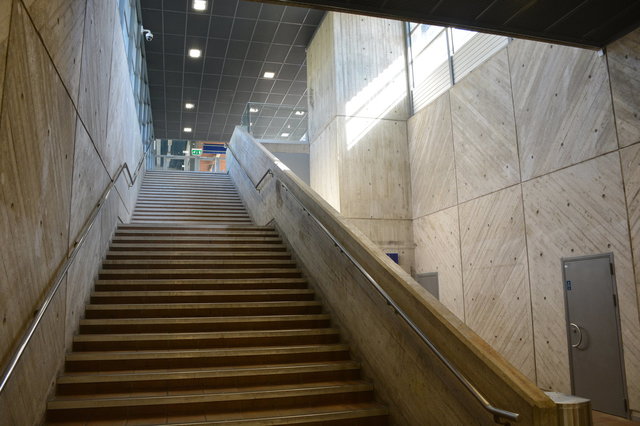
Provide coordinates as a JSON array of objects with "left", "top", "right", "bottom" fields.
[{"left": 307, "top": 12, "right": 414, "bottom": 272}]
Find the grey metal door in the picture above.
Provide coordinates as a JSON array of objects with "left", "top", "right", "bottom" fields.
[
  {"left": 415, "top": 272, "right": 439, "bottom": 300},
  {"left": 563, "top": 254, "right": 628, "bottom": 417}
]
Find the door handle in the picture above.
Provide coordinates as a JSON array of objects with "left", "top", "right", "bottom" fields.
[{"left": 570, "top": 323, "right": 584, "bottom": 349}]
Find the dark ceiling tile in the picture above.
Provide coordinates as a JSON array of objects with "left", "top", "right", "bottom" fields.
[
  {"left": 223, "top": 59, "right": 244, "bottom": 76},
  {"left": 266, "top": 44, "right": 289, "bottom": 62},
  {"left": 165, "top": 71, "right": 183, "bottom": 85},
  {"left": 236, "top": 1, "right": 261, "bottom": 19},
  {"left": 164, "top": 34, "right": 185, "bottom": 54},
  {"left": 184, "top": 58, "right": 204, "bottom": 73},
  {"left": 212, "top": 114, "right": 228, "bottom": 125},
  {"left": 246, "top": 42, "right": 270, "bottom": 61},
  {"left": 141, "top": 9, "right": 163, "bottom": 30},
  {"left": 232, "top": 91, "right": 251, "bottom": 104},
  {"left": 283, "top": 94, "right": 303, "bottom": 105},
  {"left": 271, "top": 80, "right": 292, "bottom": 94},
  {"left": 187, "top": 13, "right": 210, "bottom": 36},
  {"left": 203, "top": 57, "right": 223, "bottom": 74},
  {"left": 285, "top": 47, "right": 306, "bottom": 64},
  {"left": 230, "top": 103, "right": 246, "bottom": 114},
  {"left": 254, "top": 79, "right": 275, "bottom": 93},
  {"left": 252, "top": 21, "right": 278, "bottom": 42},
  {"left": 186, "top": 36, "right": 207, "bottom": 53},
  {"left": 163, "top": 0, "right": 188, "bottom": 12},
  {"left": 237, "top": 77, "right": 257, "bottom": 91},
  {"left": 288, "top": 81, "right": 307, "bottom": 95},
  {"left": 206, "top": 38, "right": 228, "bottom": 58},
  {"left": 163, "top": 12, "right": 187, "bottom": 34},
  {"left": 145, "top": 35, "right": 164, "bottom": 54},
  {"left": 278, "top": 64, "right": 300, "bottom": 80},
  {"left": 200, "top": 88, "right": 219, "bottom": 99},
  {"left": 198, "top": 102, "right": 215, "bottom": 113},
  {"left": 216, "top": 90, "right": 235, "bottom": 103},
  {"left": 267, "top": 93, "right": 285, "bottom": 104},
  {"left": 227, "top": 40, "right": 249, "bottom": 59},
  {"left": 201, "top": 75, "right": 221, "bottom": 89},
  {"left": 210, "top": 16, "right": 233, "bottom": 38},
  {"left": 231, "top": 19, "right": 256, "bottom": 41},
  {"left": 282, "top": 6, "right": 308, "bottom": 23},
  {"left": 166, "top": 86, "right": 183, "bottom": 99},
  {"left": 142, "top": 0, "right": 162, "bottom": 9},
  {"left": 198, "top": 112, "right": 213, "bottom": 121},
  {"left": 146, "top": 52, "right": 164, "bottom": 70},
  {"left": 294, "top": 25, "right": 316, "bottom": 46},
  {"left": 183, "top": 112, "right": 197, "bottom": 122},
  {"left": 220, "top": 76, "right": 240, "bottom": 90},
  {"left": 304, "top": 10, "right": 325, "bottom": 26},
  {"left": 241, "top": 60, "right": 263, "bottom": 77},
  {"left": 259, "top": 3, "right": 285, "bottom": 21},
  {"left": 183, "top": 87, "right": 200, "bottom": 99},
  {"left": 212, "top": 0, "right": 238, "bottom": 17},
  {"left": 183, "top": 72, "right": 201, "bottom": 87}
]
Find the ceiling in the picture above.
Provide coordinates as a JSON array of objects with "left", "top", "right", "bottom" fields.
[
  {"left": 264, "top": 0, "right": 639, "bottom": 49},
  {"left": 141, "top": 0, "right": 324, "bottom": 142}
]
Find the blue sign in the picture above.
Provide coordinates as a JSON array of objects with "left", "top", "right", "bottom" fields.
[{"left": 566, "top": 280, "right": 572, "bottom": 290}]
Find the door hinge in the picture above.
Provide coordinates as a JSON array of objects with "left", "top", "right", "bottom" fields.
[
  {"left": 610, "top": 262, "right": 615, "bottom": 275},
  {"left": 613, "top": 294, "right": 618, "bottom": 307}
]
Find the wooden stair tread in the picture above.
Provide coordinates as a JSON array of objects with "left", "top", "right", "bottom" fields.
[{"left": 79, "top": 314, "right": 331, "bottom": 327}]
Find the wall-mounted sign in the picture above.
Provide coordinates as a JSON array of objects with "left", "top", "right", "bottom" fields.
[{"left": 191, "top": 149, "right": 202, "bottom": 156}]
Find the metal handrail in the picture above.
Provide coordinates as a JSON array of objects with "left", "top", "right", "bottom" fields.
[
  {"left": 226, "top": 143, "right": 519, "bottom": 425},
  {"left": 0, "top": 141, "right": 152, "bottom": 395}
]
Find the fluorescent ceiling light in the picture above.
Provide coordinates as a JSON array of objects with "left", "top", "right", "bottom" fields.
[
  {"left": 263, "top": 71, "right": 275, "bottom": 79},
  {"left": 184, "top": 127, "right": 192, "bottom": 132},
  {"left": 185, "top": 103, "right": 195, "bottom": 109},
  {"left": 295, "top": 110, "right": 305, "bottom": 116},
  {"left": 281, "top": 133, "right": 290, "bottom": 137},
  {"left": 193, "top": 0, "right": 207, "bottom": 11},
  {"left": 188, "top": 49, "right": 201, "bottom": 58},
  {"left": 249, "top": 107, "right": 259, "bottom": 113}
]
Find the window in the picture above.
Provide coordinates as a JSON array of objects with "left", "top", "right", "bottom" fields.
[
  {"left": 118, "top": 0, "right": 154, "bottom": 147},
  {"left": 407, "top": 24, "right": 509, "bottom": 113}
]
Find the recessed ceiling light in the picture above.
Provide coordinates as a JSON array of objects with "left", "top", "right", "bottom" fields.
[
  {"left": 249, "top": 107, "right": 259, "bottom": 113},
  {"left": 281, "top": 133, "right": 290, "bottom": 137},
  {"left": 294, "top": 110, "right": 305, "bottom": 116},
  {"left": 263, "top": 71, "right": 275, "bottom": 79},
  {"left": 188, "top": 49, "right": 201, "bottom": 58},
  {"left": 193, "top": 0, "right": 207, "bottom": 11},
  {"left": 185, "top": 103, "right": 195, "bottom": 109},
  {"left": 184, "top": 127, "right": 192, "bottom": 132}
]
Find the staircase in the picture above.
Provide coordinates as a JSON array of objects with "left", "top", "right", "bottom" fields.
[{"left": 46, "top": 170, "right": 388, "bottom": 425}]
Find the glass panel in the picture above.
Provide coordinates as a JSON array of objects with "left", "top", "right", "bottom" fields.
[{"left": 450, "top": 27, "right": 477, "bottom": 53}]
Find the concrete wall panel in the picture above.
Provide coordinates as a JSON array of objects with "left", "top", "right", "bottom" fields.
[
  {"left": 413, "top": 207, "right": 464, "bottom": 320},
  {"left": 408, "top": 92, "right": 457, "bottom": 217},
  {"left": 509, "top": 39, "right": 617, "bottom": 180},
  {"left": 451, "top": 50, "right": 520, "bottom": 202},
  {"left": 459, "top": 185, "right": 536, "bottom": 381}
]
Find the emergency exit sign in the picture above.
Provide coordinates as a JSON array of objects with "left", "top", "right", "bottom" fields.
[{"left": 191, "top": 149, "right": 202, "bottom": 156}]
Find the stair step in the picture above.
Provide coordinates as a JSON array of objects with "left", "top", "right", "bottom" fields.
[
  {"left": 164, "top": 404, "right": 388, "bottom": 425},
  {"left": 93, "top": 278, "right": 308, "bottom": 291},
  {"left": 72, "top": 329, "right": 340, "bottom": 351},
  {"left": 110, "top": 235, "right": 282, "bottom": 243},
  {"left": 84, "top": 301, "right": 323, "bottom": 318},
  {"left": 105, "top": 251, "right": 291, "bottom": 261},
  {"left": 97, "top": 268, "right": 303, "bottom": 280},
  {"left": 47, "top": 382, "right": 374, "bottom": 421},
  {"left": 101, "top": 259, "right": 296, "bottom": 269},
  {"left": 56, "top": 362, "right": 361, "bottom": 395},
  {"left": 65, "top": 344, "right": 351, "bottom": 372},
  {"left": 108, "top": 243, "right": 288, "bottom": 252},
  {"left": 90, "top": 289, "right": 314, "bottom": 304},
  {"left": 79, "top": 314, "right": 331, "bottom": 334},
  {"left": 114, "top": 229, "right": 274, "bottom": 237}
]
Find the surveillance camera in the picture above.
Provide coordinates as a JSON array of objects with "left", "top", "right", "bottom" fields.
[{"left": 142, "top": 28, "right": 153, "bottom": 42}]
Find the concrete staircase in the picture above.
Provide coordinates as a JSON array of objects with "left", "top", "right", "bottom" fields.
[{"left": 46, "top": 171, "right": 388, "bottom": 425}]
